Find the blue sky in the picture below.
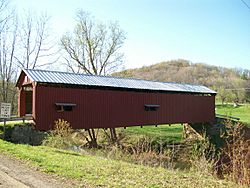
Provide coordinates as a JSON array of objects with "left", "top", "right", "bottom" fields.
[{"left": 12, "top": 0, "right": 250, "bottom": 70}]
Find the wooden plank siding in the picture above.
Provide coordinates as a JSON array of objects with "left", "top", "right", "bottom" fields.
[{"left": 32, "top": 85, "right": 215, "bottom": 131}]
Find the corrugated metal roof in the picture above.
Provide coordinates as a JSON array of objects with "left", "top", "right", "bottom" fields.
[{"left": 22, "top": 69, "right": 216, "bottom": 94}]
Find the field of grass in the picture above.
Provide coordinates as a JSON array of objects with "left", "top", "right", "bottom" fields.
[
  {"left": 120, "top": 124, "right": 183, "bottom": 143},
  {"left": 0, "top": 139, "right": 241, "bottom": 188},
  {"left": 216, "top": 104, "right": 250, "bottom": 124},
  {"left": 0, "top": 104, "right": 248, "bottom": 187}
]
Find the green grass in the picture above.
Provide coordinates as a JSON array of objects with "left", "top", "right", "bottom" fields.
[
  {"left": 216, "top": 104, "right": 250, "bottom": 124},
  {"left": 0, "top": 121, "right": 26, "bottom": 128},
  {"left": 121, "top": 124, "right": 183, "bottom": 143},
  {"left": 0, "top": 139, "right": 240, "bottom": 188}
]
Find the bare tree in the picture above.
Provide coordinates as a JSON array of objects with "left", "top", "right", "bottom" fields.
[
  {"left": 0, "top": 0, "right": 18, "bottom": 113},
  {"left": 0, "top": 1, "right": 58, "bottom": 115},
  {"left": 15, "top": 11, "right": 58, "bottom": 69},
  {"left": 0, "top": 0, "right": 10, "bottom": 28},
  {"left": 61, "top": 10, "right": 125, "bottom": 147},
  {"left": 61, "top": 10, "right": 125, "bottom": 75},
  {"left": 0, "top": 19, "right": 18, "bottom": 101}
]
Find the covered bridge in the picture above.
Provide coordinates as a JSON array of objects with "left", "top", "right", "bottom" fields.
[{"left": 16, "top": 69, "right": 216, "bottom": 131}]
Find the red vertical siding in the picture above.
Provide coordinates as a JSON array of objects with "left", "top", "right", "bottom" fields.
[
  {"left": 33, "top": 85, "right": 215, "bottom": 131},
  {"left": 18, "top": 88, "right": 26, "bottom": 117},
  {"left": 32, "top": 83, "right": 37, "bottom": 123}
]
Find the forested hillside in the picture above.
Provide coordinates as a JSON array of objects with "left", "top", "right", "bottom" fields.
[{"left": 113, "top": 60, "right": 250, "bottom": 104}]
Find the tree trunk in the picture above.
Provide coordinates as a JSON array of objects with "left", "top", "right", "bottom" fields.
[
  {"left": 221, "top": 98, "right": 225, "bottom": 105},
  {"left": 110, "top": 128, "right": 117, "bottom": 144},
  {"left": 86, "top": 128, "right": 98, "bottom": 148}
]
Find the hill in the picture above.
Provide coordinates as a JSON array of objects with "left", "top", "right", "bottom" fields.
[{"left": 113, "top": 60, "right": 250, "bottom": 103}]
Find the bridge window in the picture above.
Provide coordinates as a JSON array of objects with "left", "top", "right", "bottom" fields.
[
  {"left": 55, "top": 103, "right": 76, "bottom": 112},
  {"left": 144, "top": 104, "right": 160, "bottom": 111}
]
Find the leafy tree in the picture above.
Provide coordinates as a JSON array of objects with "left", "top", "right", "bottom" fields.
[
  {"left": 244, "top": 79, "right": 250, "bottom": 102},
  {"left": 217, "top": 86, "right": 229, "bottom": 105}
]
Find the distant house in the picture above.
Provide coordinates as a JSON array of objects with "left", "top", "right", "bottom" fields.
[{"left": 16, "top": 69, "right": 216, "bottom": 131}]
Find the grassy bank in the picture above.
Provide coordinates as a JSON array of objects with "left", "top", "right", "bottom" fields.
[
  {"left": 216, "top": 104, "right": 250, "bottom": 124},
  {"left": 120, "top": 124, "right": 183, "bottom": 143},
  {"left": 0, "top": 139, "right": 241, "bottom": 188}
]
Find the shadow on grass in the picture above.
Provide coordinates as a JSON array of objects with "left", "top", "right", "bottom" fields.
[{"left": 54, "top": 149, "right": 82, "bottom": 157}]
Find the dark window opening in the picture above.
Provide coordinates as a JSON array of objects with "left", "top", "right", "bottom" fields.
[
  {"left": 25, "top": 90, "right": 32, "bottom": 115},
  {"left": 144, "top": 104, "right": 160, "bottom": 111},
  {"left": 55, "top": 103, "right": 76, "bottom": 112}
]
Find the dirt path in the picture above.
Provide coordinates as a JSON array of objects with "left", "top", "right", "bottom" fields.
[{"left": 0, "top": 153, "right": 77, "bottom": 188}]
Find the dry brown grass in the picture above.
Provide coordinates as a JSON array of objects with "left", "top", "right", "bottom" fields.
[
  {"left": 220, "top": 121, "right": 250, "bottom": 186},
  {"left": 125, "top": 136, "right": 176, "bottom": 168},
  {"left": 42, "top": 119, "right": 75, "bottom": 149},
  {"left": 189, "top": 138, "right": 219, "bottom": 176},
  {"left": 52, "top": 119, "right": 72, "bottom": 136}
]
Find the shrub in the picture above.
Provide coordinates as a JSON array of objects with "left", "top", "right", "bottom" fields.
[
  {"left": 121, "top": 136, "right": 177, "bottom": 168},
  {"left": 190, "top": 138, "right": 219, "bottom": 176},
  {"left": 220, "top": 121, "right": 250, "bottom": 186},
  {"left": 42, "top": 119, "right": 75, "bottom": 149}
]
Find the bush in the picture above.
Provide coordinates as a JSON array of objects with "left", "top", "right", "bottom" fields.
[
  {"left": 220, "top": 121, "right": 250, "bottom": 186},
  {"left": 190, "top": 138, "right": 219, "bottom": 176},
  {"left": 107, "top": 136, "right": 178, "bottom": 169},
  {"left": 43, "top": 119, "right": 75, "bottom": 149}
]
